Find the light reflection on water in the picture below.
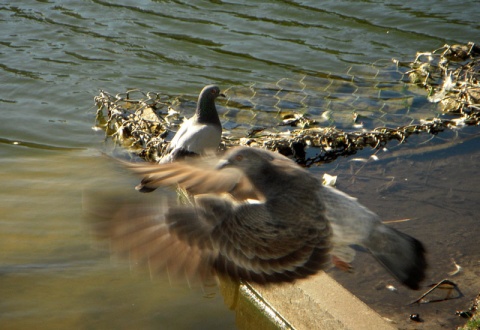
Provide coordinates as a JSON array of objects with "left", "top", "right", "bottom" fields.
[{"left": 1, "top": 0, "right": 479, "bottom": 329}]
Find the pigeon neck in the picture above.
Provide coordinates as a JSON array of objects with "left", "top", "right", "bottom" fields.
[
  {"left": 196, "top": 98, "right": 221, "bottom": 125},
  {"left": 252, "top": 165, "right": 317, "bottom": 201},
  {"left": 250, "top": 165, "right": 287, "bottom": 197}
]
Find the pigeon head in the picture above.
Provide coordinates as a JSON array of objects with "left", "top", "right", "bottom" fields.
[
  {"left": 217, "top": 147, "right": 317, "bottom": 198},
  {"left": 196, "top": 85, "right": 225, "bottom": 124},
  {"left": 199, "top": 84, "right": 225, "bottom": 99},
  {"left": 216, "top": 147, "right": 278, "bottom": 183}
]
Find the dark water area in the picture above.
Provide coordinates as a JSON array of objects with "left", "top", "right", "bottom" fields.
[{"left": 1, "top": 1, "right": 479, "bottom": 329}]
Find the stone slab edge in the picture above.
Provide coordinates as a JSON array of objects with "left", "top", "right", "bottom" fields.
[{"left": 234, "top": 271, "right": 397, "bottom": 330}]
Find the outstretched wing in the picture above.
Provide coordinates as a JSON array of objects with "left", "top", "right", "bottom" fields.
[
  {"left": 85, "top": 193, "right": 331, "bottom": 286},
  {"left": 84, "top": 193, "right": 218, "bottom": 286},
  {"left": 122, "top": 157, "right": 261, "bottom": 201}
]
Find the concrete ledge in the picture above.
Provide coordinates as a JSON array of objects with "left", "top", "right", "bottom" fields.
[{"left": 220, "top": 271, "right": 396, "bottom": 330}]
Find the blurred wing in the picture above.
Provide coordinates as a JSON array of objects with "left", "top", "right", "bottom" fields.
[
  {"left": 84, "top": 193, "right": 218, "bottom": 286},
  {"left": 84, "top": 192, "right": 331, "bottom": 286},
  {"left": 121, "top": 157, "right": 261, "bottom": 201}
]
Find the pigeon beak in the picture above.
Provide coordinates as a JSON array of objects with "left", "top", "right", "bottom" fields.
[
  {"left": 219, "top": 92, "right": 226, "bottom": 98},
  {"left": 215, "top": 159, "right": 231, "bottom": 170}
]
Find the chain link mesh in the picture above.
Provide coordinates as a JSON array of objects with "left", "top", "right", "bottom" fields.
[{"left": 94, "top": 42, "right": 480, "bottom": 165}]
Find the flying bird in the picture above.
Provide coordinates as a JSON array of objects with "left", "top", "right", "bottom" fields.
[{"left": 88, "top": 147, "right": 427, "bottom": 289}]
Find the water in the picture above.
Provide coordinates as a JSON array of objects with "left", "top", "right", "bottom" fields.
[{"left": 1, "top": 1, "right": 479, "bottom": 329}]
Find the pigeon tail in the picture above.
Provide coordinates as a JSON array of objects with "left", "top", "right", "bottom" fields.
[{"left": 364, "top": 224, "right": 426, "bottom": 290}]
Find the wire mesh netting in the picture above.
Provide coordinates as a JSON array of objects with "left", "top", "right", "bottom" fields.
[{"left": 94, "top": 42, "right": 480, "bottom": 165}]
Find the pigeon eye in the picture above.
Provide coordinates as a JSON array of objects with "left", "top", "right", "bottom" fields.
[{"left": 234, "top": 155, "right": 243, "bottom": 162}]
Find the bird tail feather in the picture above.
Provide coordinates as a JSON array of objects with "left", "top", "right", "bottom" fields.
[{"left": 364, "top": 224, "right": 426, "bottom": 290}]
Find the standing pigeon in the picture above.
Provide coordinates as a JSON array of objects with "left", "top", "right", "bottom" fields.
[
  {"left": 136, "top": 85, "right": 224, "bottom": 193},
  {"left": 159, "top": 85, "right": 224, "bottom": 164},
  {"left": 90, "top": 147, "right": 427, "bottom": 289}
]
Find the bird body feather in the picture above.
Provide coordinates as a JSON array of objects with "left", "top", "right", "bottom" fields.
[{"left": 160, "top": 116, "right": 222, "bottom": 163}]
